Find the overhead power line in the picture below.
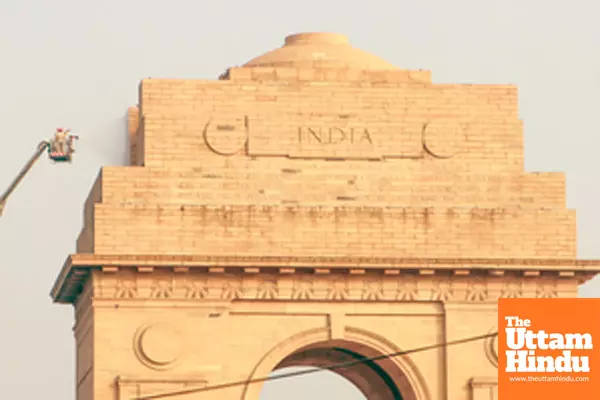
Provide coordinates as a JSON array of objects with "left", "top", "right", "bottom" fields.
[{"left": 134, "top": 331, "right": 498, "bottom": 400}]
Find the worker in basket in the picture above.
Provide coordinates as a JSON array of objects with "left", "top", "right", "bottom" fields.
[{"left": 49, "top": 127, "right": 78, "bottom": 162}]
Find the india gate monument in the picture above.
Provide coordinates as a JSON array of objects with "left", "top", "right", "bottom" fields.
[{"left": 50, "top": 32, "right": 600, "bottom": 400}]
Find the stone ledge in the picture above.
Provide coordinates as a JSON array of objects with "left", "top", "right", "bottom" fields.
[
  {"left": 50, "top": 254, "right": 600, "bottom": 304},
  {"left": 116, "top": 375, "right": 211, "bottom": 400},
  {"left": 223, "top": 66, "right": 432, "bottom": 84},
  {"left": 66, "top": 253, "right": 600, "bottom": 269},
  {"left": 469, "top": 376, "right": 498, "bottom": 388}
]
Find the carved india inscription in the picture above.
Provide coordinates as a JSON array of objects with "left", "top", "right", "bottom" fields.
[
  {"left": 297, "top": 126, "right": 374, "bottom": 145},
  {"left": 209, "top": 114, "right": 466, "bottom": 160}
]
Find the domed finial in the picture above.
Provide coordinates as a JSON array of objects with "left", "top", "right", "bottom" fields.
[
  {"left": 242, "top": 32, "right": 398, "bottom": 70},
  {"left": 284, "top": 33, "right": 349, "bottom": 46}
]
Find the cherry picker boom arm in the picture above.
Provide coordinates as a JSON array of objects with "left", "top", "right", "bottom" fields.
[{"left": 0, "top": 140, "right": 50, "bottom": 217}]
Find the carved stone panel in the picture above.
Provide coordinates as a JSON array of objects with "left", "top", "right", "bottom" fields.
[
  {"left": 469, "top": 377, "right": 498, "bottom": 400},
  {"left": 116, "top": 376, "right": 207, "bottom": 400}
]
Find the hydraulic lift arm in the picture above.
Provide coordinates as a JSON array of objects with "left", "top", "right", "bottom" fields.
[
  {"left": 0, "top": 129, "right": 79, "bottom": 218},
  {"left": 0, "top": 140, "right": 50, "bottom": 217}
]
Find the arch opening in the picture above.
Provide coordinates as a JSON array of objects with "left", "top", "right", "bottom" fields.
[
  {"left": 260, "top": 366, "right": 367, "bottom": 400},
  {"left": 259, "top": 339, "right": 412, "bottom": 400}
]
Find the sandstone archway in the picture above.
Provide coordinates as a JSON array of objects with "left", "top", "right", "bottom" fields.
[
  {"left": 51, "top": 31, "right": 600, "bottom": 400},
  {"left": 242, "top": 328, "right": 430, "bottom": 400}
]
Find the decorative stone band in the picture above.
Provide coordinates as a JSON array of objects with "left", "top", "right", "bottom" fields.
[{"left": 50, "top": 254, "right": 600, "bottom": 304}]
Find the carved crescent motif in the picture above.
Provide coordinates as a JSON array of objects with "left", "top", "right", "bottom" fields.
[
  {"left": 202, "top": 116, "right": 248, "bottom": 156},
  {"left": 133, "top": 323, "right": 183, "bottom": 370},
  {"left": 484, "top": 325, "right": 499, "bottom": 368},
  {"left": 422, "top": 121, "right": 466, "bottom": 159}
]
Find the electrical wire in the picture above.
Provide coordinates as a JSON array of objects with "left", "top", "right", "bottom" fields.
[{"left": 134, "top": 331, "right": 498, "bottom": 400}]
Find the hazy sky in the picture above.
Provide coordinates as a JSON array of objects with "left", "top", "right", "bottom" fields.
[{"left": 1, "top": 1, "right": 599, "bottom": 399}]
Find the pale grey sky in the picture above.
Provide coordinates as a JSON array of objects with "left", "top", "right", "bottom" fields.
[{"left": 0, "top": 0, "right": 599, "bottom": 399}]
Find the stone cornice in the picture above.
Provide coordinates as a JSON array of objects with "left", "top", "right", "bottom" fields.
[{"left": 50, "top": 254, "right": 600, "bottom": 304}]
